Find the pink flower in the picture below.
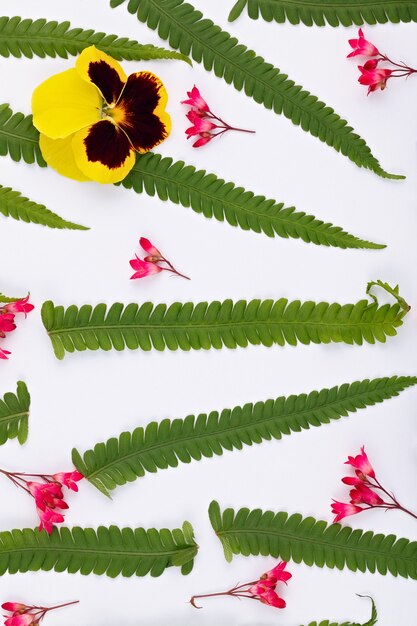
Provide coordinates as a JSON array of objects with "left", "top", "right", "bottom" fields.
[
  {"left": 2, "top": 604, "right": 27, "bottom": 614},
  {"left": 345, "top": 446, "right": 376, "bottom": 479},
  {"left": 0, "top": 347, "right": 11, "bottom": 360},
  {"left": 37, "top": 506, "right": 65, "bottom": 534},
  {"left": 341, "top": 475, "right": 364, "bottom": 486},
  {"left": 259, "top": 589, "right": 286, "bottom": 609},
  {"left": 262, "top": 561, "right": 292, "bottom": 586},
  {"left": 350, "top": 485, "right": 384, "bottom": 506},
  {"left": 182, "top": 86, "right": 210, "bottom": 112},
  {"left": 192, "top": 135, "right": 214, "bottom": 148},
  {"left": 347, "top": 28, "right": 379, "bottom": 58},
  {"left": 0, "top": 314, "right": 16, "bottom": 337},
  {"left": 331, "top": 500, "right": 363, "bottom": 523},
  {"left": 4, "top": 296, "right": 35, "bottom": 318},
  {"left": 2, "top": 600, "right": 78, "bottom": 626},
  {"left": 28, "top": 482, "right": 67, "bottom": 511},
  {"left": 186, "top": 113, "right": 218, "bottom": 138},
  {"left": 130, "top": 257, "right": 163, "bottom": 280},
  {"left": 358, "top": 66, "right": 393, "bottom": 94},
  {"left": 53, "top": 471, "right": 84, "bottom": 492},
  {"left": 4, "top": 614, "right": 36, "bottom": 626},
  {"left": 139, "top": 237, "right": 162, "bottom": 261}
]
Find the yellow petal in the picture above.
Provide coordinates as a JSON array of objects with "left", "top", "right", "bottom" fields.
[
  {"left": 39, "top": 134, "right": 91, "bottom": 182},
  {"left": 76, "top": 46, "right": 127, "bottom": 105},
  {"left": 72, "top": 120, "right": 136, "bottom": 184}
]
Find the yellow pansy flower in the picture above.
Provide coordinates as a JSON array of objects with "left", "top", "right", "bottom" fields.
[{"left": 32, "top": 46, "right": 171, "bottom": 184}]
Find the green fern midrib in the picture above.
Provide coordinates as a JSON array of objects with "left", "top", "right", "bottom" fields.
[
  {"left": 0, "top": 32, "right": 145, "bottom": 55},
  {"left": 217, "top": 527, "right": 415, "bottom": 565},
  {"left": 84, "top": 382, "right": 403, "bottom": 482},
  {"left": 145, "top": 0, "right": 374, "bottom": 166},
  {"left": 0, "top": 127, "right": 38, "bottom": 145},
  {"left": 0, "top": 411, "right": 29, "bottom": 424},
  {"left": 0, "top": 544, "right": 187, "bottom": 558},
  {"left": 130, "top": 163, "right": 371, "bottom": 244},
  {"left": 252, "top": 0, "right": 412, "bottom": 7}
]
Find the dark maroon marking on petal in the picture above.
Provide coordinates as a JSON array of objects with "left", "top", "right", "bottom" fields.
[
  {"left": 88, "top": 61, "right": 124, "bottom": 105},
  {"left": 84, "top": 120, "right": 132, "bottom": 170},
  {"left": 117, "top": 72, "right": 168, "bottom": 151}
]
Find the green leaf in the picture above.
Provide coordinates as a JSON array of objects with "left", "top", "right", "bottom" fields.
[
  {"left": 0, "top": 16, "right": 191, "bottom": 63},
  {"left": 0, "top": 107, "right": 384, "bottom": 249},
  {"left": 0, "top": 523, "right": 198, "bottom": 578},
  {"left": 228, "top": 0, "right": 417, "bottom": 26},
  {"left": 209, "top": 501, "right": 417, "bottom": 579},
  {"left": 0, "top": 103, "right": 45, "bottom": 166},
  {"left": 303, "top": 596, "right": 378, "bottom": 626},
  {"left": 0, "top": 381, "right": 30, "bottom": 446},
  {"left": 72, "top": 376, "right": 417, "bottom": 497},
  {"left": 41, "top": 283, "right": 409, "bottom": 360},
  {"left": 0, "top": 293, "right": 21, "bottom": 303},
  {"left": 122, "top": 153, "right": 386, "bottom": 249},
  {"left": 110, "top": 0, "right": 403, "bottom": 180},
  {"left": 0, "top": 184, "right": 89, "bottom": 230}
]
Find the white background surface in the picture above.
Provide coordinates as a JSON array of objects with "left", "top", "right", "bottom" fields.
[{"left": 1, "top": 1, "right": 417, "bottom": 624}]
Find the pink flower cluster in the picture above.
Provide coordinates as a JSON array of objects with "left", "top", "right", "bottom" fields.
[
  {"left": 130, "top": 237, "right": 190, "bottom": 281},
  {"left": 0, "top": 469, "right": 83, "bottom": 534},
  {"left": 190, "top": 561, "right": 291, "bottom": 610},
  {"left": 0, "top": 296, "right": 34, "bottom": 360},
  {"left": 2, "top": 601, "right": 78, "bottom": 626},
  {"left": 348, "top": 28, "right": 416, "bottom": 94},
  {"left": 332, "top": 447, "right": 417, "bottom": 523},
  {"left": 182, "top": 86, "right": 254, "bottom": 148}
]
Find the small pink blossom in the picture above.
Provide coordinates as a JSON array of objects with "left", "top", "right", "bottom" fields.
[
  {"left": 345, "top": 446, "right": 375, "bottom": 479},
  {"left": 4, "top": 296, "right": 35, "bottom": 318},
  {"left": 2, "top": 600, "right": 78, "bottom": 626},
  {"left": 259, "top": 589, "right": 286, "bottom": 609},
  {"left": 0, "top": 347, "right": 11, "bottom": 360},
  {"left": 358, "top": 66, "right": 393, "bottom": 94},
  {"left": 53, "top": 471, "right": 84, "bottom": 492},
  {"left": 130, "top": 238, "right": 190, "bottom": 281},
  {"left": 331, "top": 501, "right": 363, "bottom": 523},
  {"left": 4, "top": 614, "right": 36, "bottom": 626},
  {"left": 0, "top": 295, "right": 34, "bottom": 360},
  {"left": 0, "top": 314, "right": 16, "bottom": 337},
  {"left": 37, "top": 507, "right": 65, "bottom": 534},
  {"left": 347, "top": 28, "right": 379, "bottom": 58},
  {"left": 350, "top": 485, "right": 384, "bottom": 506},
  {"left": 182, "top": 86, "right": 210, "bottom": 112}
]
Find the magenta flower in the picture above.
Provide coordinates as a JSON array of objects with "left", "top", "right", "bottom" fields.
[
  {"left": 130, "top": 237, "right": 190, "bottom": 281},
  {"left": 3, "top": 296, "right": 35, "bottom": 317},
  {"left": 190, "top": 561, "right": 291, "bottom": 610},
  {"left": 182, "top": 85, "right": 255, "bottom": 148},
  {"left": 0, "top": 468, "right": 84, "bottom": 534},
  {"left": 347, "top": 28, "right": 379, "bottom": 58},
  {"left": 331, "top": 446, "right": 417, "bottom": 523},
  {"left": 0, "top": 347, "right": 11, "bottom": 360},
  {"left": 0, "top": 295, "right": 34, "bottom": 360},
  {"left": 2, "top": 601, "right": 78, "bottom": 626}
]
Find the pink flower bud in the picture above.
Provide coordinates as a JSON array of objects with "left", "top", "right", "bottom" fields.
[
  {"left": 345, "top": 446, "right": 376, "bottom": 478},
  {"left": 53, "top": 471, "right": 84, "bottom": 492},
  {"left": 130, "top": 258, "right": 163, "bottom": 280},
  {"left": 331, "top": 500, "right": 363, "bottom": 523},
  {"left": 347, "top": 28, "right": 379, "bottom": 58},
  {"left": 139, "top": 238, "right": 162, "bottom": 258},
  {"left": 181, "top": 86, "right": 210, "bottom": 112}
]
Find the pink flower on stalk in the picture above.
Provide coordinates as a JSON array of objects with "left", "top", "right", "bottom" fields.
[
  {"left": 347, "top": 28, "right": 379, "bottom": 58},
  {"left": 358, "top": 66, "right": 393, "bottom": 94},
  {"left": 53, "top": 471, "right": 84, "bottom": 492},
  {"left": 3, "top": 296, "right": 35, "bottom": 317},
  {"left": 0, "top": 295, "right": 34, "bottom": 360},
  {"left": 0, "top": 314, "right": 16, "bottom": 337},
  {"left": 2, "top": 601, "right": 78, "bottom": 626},
  {"left": 190, "top": 561, "right": 290, "bottom": 610},
  {"left": 130, "top": 237, "right": 190, "bottom": 281},
  {"left": 182, "top": 85, "right": 255, "bottom": 148},
  {"left": 331, "top": 446, "right": 417, "bottom": 523}
]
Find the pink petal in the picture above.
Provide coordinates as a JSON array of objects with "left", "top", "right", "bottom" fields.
[
  {"left": 130, "top": 259, "right": 163, "bottom": 279},
  {"left": 139, "top": 238, "right": 162, "bottom": 258}
]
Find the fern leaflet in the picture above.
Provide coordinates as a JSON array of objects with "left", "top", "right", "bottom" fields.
[
  {"left": 0, "top": 184, "right": 88, "bottom": 230},
  {"left": 0, "top": 16, "right": 190, "bottom": 63},
  {"left": 0, "top": 521, "right": 197, "bottom": 578},
  {"left": 0, "top": 381, "right": 30, "bottom": 446},
  {"left": 72, "top": 376, "right": 417, "bottom": 497},
  {"left": 0, "top": 103, "right": 45, "bottom": 166},
  {"left": 110, "top": 0, "right": 403, "bottom": 179},
  {"left": 209, "top": 501, "right": 417, "bottom": 579},
  {"left": 228, "top": 0, "right": 417, "bottom": 26},
  {"left": 304, "top": 596, "right": 377, "bottom": 626},
  {"left": 41, "top": 282, "right": 410, "bottom": 360},
  {"left": 122, "top": 154, "right": 385, "bottom": 249}
]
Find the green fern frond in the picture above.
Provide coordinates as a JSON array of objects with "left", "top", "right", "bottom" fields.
[
  {"left": 228, "top": 0, "right": 417, "bottom": 26},
  {"left": 0, "top": 522, "right": 197, "bottom": 578},
  {"left": 110, "top": 0, "right": 403, "bottom": 179},
  {"left": 0, "top": 382, "right": 30, "bottom": 446},
  {"left": 122, "top": 154, "right": 385, "bottom": 249},
  {"left": 0, "top": 293, "right": 21, "bottom": 303},
  {"left": 0, "top": 16, "right": 190, "bottom": 63},
  {"left": 209, "top": 501, "right": 417, "bottom": 579},
  {"left": 72, "top": 376, "right": 417, "bottom": 498},
  {"left": 41, "top": 282, "right": 409, "bottom": 360},
  {"left": 0, "top": 184, "right": 88, "bottom": 230},
  {"left": 0, "top": 103, "right": 45, "bottom": 166},
  {"left": 304, "top": 596, "right": 377, "bottom": 626}
]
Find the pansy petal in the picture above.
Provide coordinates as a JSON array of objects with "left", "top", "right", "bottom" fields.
[
  {"left": 76, "top": 46, "right": 127, "bottom": 105},
  {"left": 32, "top": 69, "right": 101, "bottom": 139},
  {"left": 117, "top": 71, "right": 171, "bottom": 153},
  {"left": 72, "top": 120, "right": 136, "bottom": 184},
  {"left": 39, "top": 134, "right": 91, "bottom": 182}
]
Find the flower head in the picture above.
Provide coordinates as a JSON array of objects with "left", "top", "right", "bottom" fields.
[
  {"left": 347, "top": 28, "right": 379, "bottom": 58},
  {"left": 345, "top": 446, "right": 375, "bottom": 479},
  {"left": 358, "top": 66, "right": 393, "bottom": 94},
  {"left": 32, "top": 46, "right": 171, "bottom": 184},
  {"left": 0, "top": 347, "right": 11, "bottom": 360},
  {"left": 0, "top": 314, "right": 16, "bottom": 337},
  {"left": 2, "top": 601, "right": 78, "bottom": 626},
  {"left": 331, "top": 501, "right": 363, "bottom": 523},
  {"left": 349, "top": 485, "right": 384, "bottom": 506},
  {"left": 130, "top": 257, "right": 163, "bottom": 279},
  {"left": 182, "top": 86, "right": 210, "bottom": 112},
  {"left": 53, "top": 471, "right": 84, "bottom": 492},
  {"left": 3, "top": 296, "right": 35, "bottom": 317},
  {"left": 130, "top": 237, "right": 189, "bottom": 281}
]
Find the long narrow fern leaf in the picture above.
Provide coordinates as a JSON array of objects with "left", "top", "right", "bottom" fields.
[
  {"left": 0, "top": 16, "right": 190, "bottom": 64},
  {"left": 122, "top": 154, "right": 385, "bottom": 249},
  {"left": 0, "top": 381, "right": 30, "bottom": 446},
  {"left": 304, "top": 596, "right": 377, "bottom": 626},
  {"left": 0, "top": 184, "right": 88, "bottom": 230},
  {"left": 209, "top": 501, "right": 417, "bottom": 579},
  {"left": 41, "top": 282, "right": 410, "bottom": 360},
  {"left": 0, "top": 105, "right": 386, "bottom": 249},
  {"left": 228, "top": 0, "right": 417, "bottom": 26},
  {"left": 72, "top": 376, "right": 417, "bottom": 497},
  {"left": 110, "top": 0, "right": 403, "bottom": 180},
  {"left": 0, "top": 521, "right": 197, "bottom": 577},
  {"left": 0, "top": 104, "right": 45, "bottom": 166}
]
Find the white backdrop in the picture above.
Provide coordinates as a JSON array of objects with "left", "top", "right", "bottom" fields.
[{"left": 1, "top": 1, "right": 417, "bottom": 625}]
